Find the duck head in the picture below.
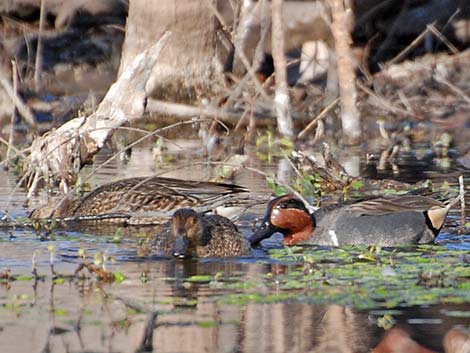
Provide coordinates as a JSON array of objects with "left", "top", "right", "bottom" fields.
[
  {"left": 249, "top": 195, "right": 315, "bottom": 246},
  {"left": 170, "top": 209, "right": 209, "bottom": 259}
]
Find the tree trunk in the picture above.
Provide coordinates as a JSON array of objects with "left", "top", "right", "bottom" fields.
[
  {"left": 330, "top": 0, "right": 361, "bottom": 145},
  {"left": 119, "top": 0, "right": 226, "bottom": 102}
]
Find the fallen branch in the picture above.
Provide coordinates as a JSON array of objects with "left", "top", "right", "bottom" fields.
[
  {"left": 22, "top": 31, "right": 172, "bottom": 195},
  {"left": 146, "top": 98, "right": 311, "bottom": 125}
]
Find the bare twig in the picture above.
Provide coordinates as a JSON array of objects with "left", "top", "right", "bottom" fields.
[
  {"left": 385, "top": 21, "right": 459, "bottom": 69},
  {"left": 433, "top": 71, "right": 470, "bottom": 105},
  {"left": 221, "top": 1, "right": 272, "bottom": 110},
  {"left": 356, "top": 81, "right": 417, "bottom": 117},
  {"left": 427, "top": 23, "right": 459, "bottom": 54},
  {"left": 298, "top": 97, "right": 339, "bottom": 139},
  {"left": 385, "top": 27, "right": 431, "bottom": 67},
  {"left": 0, "top": 69, "right": 37, "bottom": 130},
  {"left": 208, "top": 0, "right": 270, "bottom": 101}
]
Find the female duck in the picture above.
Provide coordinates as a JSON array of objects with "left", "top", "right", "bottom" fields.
[
  {"left": 249, "top": 194, "right": 456, "bottom": 247},
  {"left": 31, "top": 176, "right": 250, "bottom": 225},
  {"left": 154, "top": 208, "right": 251, "bottom": 258}
]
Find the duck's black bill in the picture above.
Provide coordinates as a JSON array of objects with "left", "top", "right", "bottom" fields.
[
  {"left": 172, "top": 236, "right": 190, "bottom": 259},
  {"left": 248, "top": 220, "right": 281, "bottom": 245}
]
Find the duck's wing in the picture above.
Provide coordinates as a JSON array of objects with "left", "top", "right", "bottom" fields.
[
  {"left": 78, "top": 176, "right": 249, "bottom": 215},
  {"left": 146, "top": 177, "right": 249, "bottom": 196},
  {"left": 346, "top": 196, "right": 446, "bottom": 216}
]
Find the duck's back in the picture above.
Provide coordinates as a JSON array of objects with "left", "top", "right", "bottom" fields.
[
  {"left": 196, "top": 215, "right": 251, "bottom": 257},
  {"left": 307, "top": 197, "right": 440, "bottom": 246},
  {"left": 75, "top": 176, "right": 247, "bottom": 216}
]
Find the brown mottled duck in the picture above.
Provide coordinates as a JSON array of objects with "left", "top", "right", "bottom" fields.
[
  {"left": 153, "top": 208, "right": 251, "bottom": 258},
  {"left": 31, "top": 176, "right": 251, "bottom": 225}
]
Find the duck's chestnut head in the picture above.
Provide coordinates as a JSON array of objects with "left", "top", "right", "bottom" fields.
[{"left": 249, "top": 195, "right": 315, "bottom": 246}]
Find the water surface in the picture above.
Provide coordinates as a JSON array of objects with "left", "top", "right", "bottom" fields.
[{"left": 1, "top": 144, "right": 469, "bottom": 353}]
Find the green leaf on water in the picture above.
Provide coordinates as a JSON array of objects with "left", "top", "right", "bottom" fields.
[
  {"left": 186, "top": 275, "right": 213, "bottom": 283},
  {"left": 350, "top": 180, "right": 364, "bottom": 190},
  {"left": 54, "top": 277, "right": 65, "bottom": 285},
  {"left": 197, "top": 321, "right": 219, "bottom": 328},
  {"left": 54, "top": 309, "right": 69, "bottom": 316},
  {"left": 114, "top": 271, "right": 126, "bottom": 284}
]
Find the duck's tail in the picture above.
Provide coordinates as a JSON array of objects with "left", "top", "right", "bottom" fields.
[{"left": 427, "top": 185, "right": 466, "bottom": 231}]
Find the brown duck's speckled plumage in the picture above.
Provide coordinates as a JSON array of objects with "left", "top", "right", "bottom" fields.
[
  {"left": 30, "top": 176, "right": 249, "bottom": 224},
  {"left": 153, "top": 209, "right": 251, "bottom": 258}
]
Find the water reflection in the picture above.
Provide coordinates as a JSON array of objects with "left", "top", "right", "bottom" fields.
[{"left": 2, "top": 257, "right": 469, "bottom": 353}]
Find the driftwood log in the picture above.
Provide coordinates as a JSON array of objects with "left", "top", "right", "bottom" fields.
[{"left": 23, "top": 32, "right": 172, "bottom": 196}]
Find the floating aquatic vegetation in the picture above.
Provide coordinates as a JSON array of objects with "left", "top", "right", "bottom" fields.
[{"left": 213, "top": 245, "right": 470, "bottom": 309}]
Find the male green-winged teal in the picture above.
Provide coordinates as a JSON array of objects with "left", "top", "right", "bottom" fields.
[
  {"left": 30, "top": 176, "right": 250, "bottom": 225},
  {"left": 153, "top": 208, "right": 251, "bottom": 258},
  {"left": 249, "top": 194, "right": 456, "bottom": 247}
]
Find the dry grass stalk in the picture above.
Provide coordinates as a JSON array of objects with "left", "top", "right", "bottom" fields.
[{"left": 34, "top": 0, "right": 46, "bottom": 91}]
